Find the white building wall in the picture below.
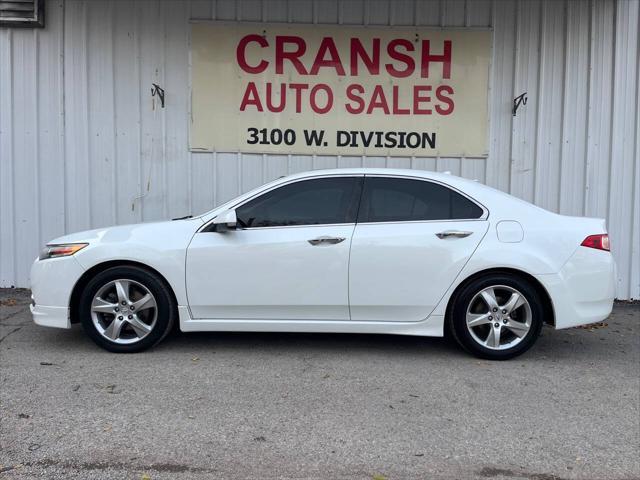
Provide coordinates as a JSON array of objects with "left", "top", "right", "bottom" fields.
[{"left": 0, "top": 0, "right": 638, "bottom": 298}]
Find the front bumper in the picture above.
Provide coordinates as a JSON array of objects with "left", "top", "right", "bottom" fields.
[
  {"left": 535, "top": 247, "right": 616, "bottom": 329},
  {"left": 30, "top": 255, "right": 86, "bottom": 329},
  {"left": 30, "top": 303, "right": 71, "bottom": 329}
]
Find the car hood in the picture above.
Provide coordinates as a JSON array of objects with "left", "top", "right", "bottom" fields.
[{"left": 46, "top": 218, "right": 204, "bottom": 246}]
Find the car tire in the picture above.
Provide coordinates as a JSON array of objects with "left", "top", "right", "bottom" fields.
[
  {"left": 78, "top": 266, "right": 176, "bottom": 353},
  {"left": 449, "top": 274, "right": 544, "bottom": 360}
]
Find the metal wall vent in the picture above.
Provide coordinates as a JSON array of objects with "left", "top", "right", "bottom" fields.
[{"left": 0, "top": 0, "right": 44, "bottom": 28}]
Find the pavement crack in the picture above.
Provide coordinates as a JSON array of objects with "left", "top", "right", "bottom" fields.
[
  {"left": 0, "top": 307, "right": 30, "bottom": 322},
  {"left": 477, "top": 467, "right": 570, "bottom": 480},
  {"left": 24, "top": 459, "right": 216, "bottom": 474},
  {"left": 0, "top": 326, "right": 22, "bottom": 344}
]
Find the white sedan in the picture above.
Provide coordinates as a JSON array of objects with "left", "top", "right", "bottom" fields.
[{"left": 30, "top": 169, "right": 615, "bottom": 359}]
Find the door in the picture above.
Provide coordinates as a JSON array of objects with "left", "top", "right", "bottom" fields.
[
  {"left": 349, "top": 176, "right": 489, "bottom": 322},
  {"left": 186, "top": 176, "right": 363, "bottom": 320}
]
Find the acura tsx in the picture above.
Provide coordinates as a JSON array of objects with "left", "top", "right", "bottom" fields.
[{"left": 30, "top": 169, "right": 616, "bottom": 359}]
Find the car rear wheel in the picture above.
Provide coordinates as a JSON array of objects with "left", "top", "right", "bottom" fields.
[
  {"left": 78, "top": 266, "right": 175, "bottom": 353},
  {"left": 449, "top": 274, "right": 544, "bottom": 360}
]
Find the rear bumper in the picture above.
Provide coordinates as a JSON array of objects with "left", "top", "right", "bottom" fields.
[{"left": 535, "top": 247, "right": 616, "bottom": 329}]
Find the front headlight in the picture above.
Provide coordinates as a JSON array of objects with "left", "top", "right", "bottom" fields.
[{"left": 39, "top": 243, "right": 88, "bottom": 260}]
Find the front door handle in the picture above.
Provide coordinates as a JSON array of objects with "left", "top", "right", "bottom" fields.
[
  {"left": 435, "top": 230, "right": 473, "bottom": 239},
  {"left": 308, "top": 236, "right": 346, "bottom": 246}
]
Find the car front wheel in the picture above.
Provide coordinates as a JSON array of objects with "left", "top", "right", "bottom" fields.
[
  {"left": 78, "top": 266, "right": 175, "bottom": 353},
  {"left": 449, "top": 274, "right": 544, "bottom": 360}
]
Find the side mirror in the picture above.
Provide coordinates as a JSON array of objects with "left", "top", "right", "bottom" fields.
[{"left": 211, "top": 209, "right": 237, "bottom": 232}]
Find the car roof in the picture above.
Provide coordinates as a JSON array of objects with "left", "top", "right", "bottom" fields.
[
  {"left": 200, "top": 168, "right": 552, "bottom": 222},
  {"left": 284, "top": 167, "right": 466, "bottom": 182}
]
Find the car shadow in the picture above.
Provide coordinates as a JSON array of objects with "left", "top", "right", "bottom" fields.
[
  {"left": 28, "top": 317, "right": 635, "bottom": 364},
  {"left": 165, "top": 329, "right": 465, "bottom": 358}
]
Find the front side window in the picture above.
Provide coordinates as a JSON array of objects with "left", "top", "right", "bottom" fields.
[
  {"left": 236, "top": 177, "right": 363, "bottom": 228},
  {"left": 358, "top": 177, "right": 484, "bottom": 223}
]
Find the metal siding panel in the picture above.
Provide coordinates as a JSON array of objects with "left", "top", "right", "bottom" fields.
[
  {"left": 11, "top": 28, "right": 39, "bottom": 285},
  {"left": 534, "top": 0, "right": 565, "bottom": 212},
  {"left": 485, "top": 0, "right": 515, "bottom": 192},
  {"left": 460, "top": 158, "right": 487, "bottom": 183},
  {"left": 608, "top": 0, "right": 639, "bottom": 298},
  {"left": 415, "top": 0, "right": 441, "bottom": 26},
  {"left": 63, "top": 0, "right": 92, "bottom": 233},
  {"left": 510, "top": 0, "right": 541, "bottom": 203},
  {"left": 136, "top": 0, "right": 167, "bottom": 222},
  {"left": 362, "top": 156, "right": 387, "bottom": 168},
  {"left": 389, "top": 0, "right": 415, "bottom": 26},
  {"left": 215, "top": 152, "right": 241, "bottom": 203},
  {"left": 632, "top": 3, "right": 640, "bottom": 299},
  {"left": 113, "top": 0, "right": 143, "bottom": 225},
  {"left": 367, "top": 0, "right": 390, "bottom": 25},
  {"left": 238, "top": 0, "right": 262, "bottom": 21},
  {"left": 337, "top": 156, "right": 364, "bottom": 168},
  {"left": 289, "top": 155, "right": 313, "bottom": 172},
  {"left": 559, "top": 0, "right": 589, "bottom": 216},
  {"left": 263, "top": 154, "right": 289, "bottom": 180},
  {"left": 633, "top": 0, "right": 640, "bottom": 299},
  {"left": 386, "top": 157, "right": 412, "bottom": 169},
  {"left": 263, "top": 0, "right": 287, "bottom": 22},
  {"left": 340, "top": 0, "right": 365, "bottom": 24},
  {"left": 191, "top": 152, "right": 216, "bottom": 214},
  {"left": 0, "top": 28, "right": 16, "bottom": 285},
  {"left": 436, "top": 158, "right": 461, "bottom": 176},
  {"left": 313, "top": 155, "right": 339, "bottom": 170},
  {"left": 412, "top": 157, "right": 437, "bottom": 171},
  {"left": 585, "top": 0, "right": 615, "bottom": 220},
  {"left": 87, "top": 0, "right": 117, "bottom": 228},
  {"left": 190, "top": 0, "right": 212, "bottom": 20},
  {"left": 314, "top": 0, "right": 339, "bottom": 24},
  {"left": 164, "top": 1, "right": 192, "bottom": 219},
  {"left": 215, "top": 0, "right": 238, "bottom": 20},
  {"left": 442, "top": 0, "right": 466, "bottom": 26},
  {"left": 36, "top": 1, "right": 65, "bottom": 250},
  {"left": 240, "top": 153, "right": 265, "bottom": 191},
  {"left": 289, "top": 0, "right": 314, "bottom": 23},
  {"left": 465, "top": 0, "right": 492, "bottom": 27}
]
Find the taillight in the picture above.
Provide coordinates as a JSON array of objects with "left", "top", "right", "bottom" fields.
[{"left": 581, "top": 234, "right": 610, "bottom": 251}]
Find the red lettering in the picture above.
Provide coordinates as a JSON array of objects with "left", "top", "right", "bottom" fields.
[
  {"left": 413, "top": 85, "right": 432, "bottom": 114},
  {"left": 310, "top": 84, "right": 333, "bottom": 114},
  {"left": 345, "top": 84, "right": 366, "bottom": 114},
  {"left": 310, "top": 37, "right": 346, "bottom": 76},
  {"left": 435, "top": 85, "right": 454, "bottom": 115},
  {"left": 275, "top": 36, "right": 308, "bottom": 75},
  {"left": 239, "top": 82, "right": 263, "bottom": 111},
  {"left": 350, "top": 38, "right": 380, "bottom": 76},
  {"left": 421, "top": 40, "right": 452, "bottom": 79},
  {"left": 289, "top": 83, "right": 309, "bottom": 113},
  {"left": 367, "top": 85, "right": 390, "bottom": 114},
  {"left": 385, "top": 39, "right": 415, "bottom": 78},
  {"left": 236, "top": 34, "right": 269, "bottom": 74},
  {"left": 392, "top": 86, "right": 410, "bottom": 115},
  {"left": 266, "top": 83, "right": 286, "bottom": 112}
]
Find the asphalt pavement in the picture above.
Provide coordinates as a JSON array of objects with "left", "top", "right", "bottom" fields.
[{"left": 1, "top": 288, "right": 638, "bottom": 480}]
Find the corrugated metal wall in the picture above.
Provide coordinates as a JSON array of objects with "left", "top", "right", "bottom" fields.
[{"left": 1, "top": 0, "right": 638, "bottom": 299}]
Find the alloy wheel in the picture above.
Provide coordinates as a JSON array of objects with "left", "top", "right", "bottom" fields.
[
  {"left": 465, "top": 285, "right": 532, "bottom": 350},
  {"left": 90, "top": 279, "right": 158, "bottom": 344}
]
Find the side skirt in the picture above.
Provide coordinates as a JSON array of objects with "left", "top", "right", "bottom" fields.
[{"left": 177, "top": 307, "right": 444, "bottom": 337}]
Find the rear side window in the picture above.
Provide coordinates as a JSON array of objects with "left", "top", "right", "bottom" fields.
[
  {"left": 236, "top": 177, "right": 362, "bottom": 228},
  {"left": 358, "top": 177, "right": 483, "bottom": 223}
]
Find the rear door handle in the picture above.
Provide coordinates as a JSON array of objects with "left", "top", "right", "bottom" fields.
[
  {"left": 308, "top": 236, "right": 346, "bottom": 245},
  {"left": 435, "top": 230, "right": 473, "bottom": 239}
]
